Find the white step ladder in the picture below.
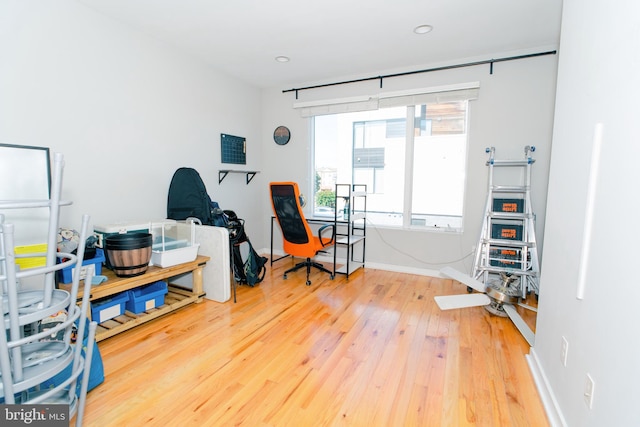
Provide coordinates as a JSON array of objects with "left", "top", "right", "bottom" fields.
[{"left": 472, "top": 146, "right": 540, "bottom": 297}]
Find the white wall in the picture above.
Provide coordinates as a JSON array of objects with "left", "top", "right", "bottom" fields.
[
  {"left": 529, "top": 0, "right": 640, "bottom": 426},
  {"left": 0, "top": 2, "right": 558, "bottom": 279},
  {"left": 260, "top": 52, "right": 558, "bottom": 276},
  {"left": 0, "top": 0, "right": 264, "bottom": 240}
]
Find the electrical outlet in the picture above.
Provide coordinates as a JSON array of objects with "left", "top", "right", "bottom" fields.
[
  {"left": 561, "top": 336, "right": 569, "bottom": 367},
  {"left": 584, "top": 373, "right": 595, "bottom": 409}
]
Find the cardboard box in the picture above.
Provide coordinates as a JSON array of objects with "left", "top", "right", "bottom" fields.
[
  {"left": 489, "top": 248, "right": 523, "bottom": 269},
  {"left": 491, "top": 223, "right": 523, "bottom": 241},
  {"left": 492, "top": 198, "right": 524, "bottom": 213}
]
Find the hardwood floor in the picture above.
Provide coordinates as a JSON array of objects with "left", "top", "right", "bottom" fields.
[{"left": 80, "top": 260, "right": 548, "bottom": 426}]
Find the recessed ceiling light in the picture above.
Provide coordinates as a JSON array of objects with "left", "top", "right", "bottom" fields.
[
  {"left": 275, "top": 56, "right": 290, "bottom": 63},
  {"left": 414, "top": 24, "right": 433, "bottom": 34}
]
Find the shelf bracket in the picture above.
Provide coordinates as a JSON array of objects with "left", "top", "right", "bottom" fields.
[
  {"left": 218, "top": 170, "right": 229, "bottom": 184},
  {"left": 218, "top": 170, "right": 259, "bottom": 184}
]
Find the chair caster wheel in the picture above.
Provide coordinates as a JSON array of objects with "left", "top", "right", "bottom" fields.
[
  {"left": 283, "top": 274, "right": 288, "bottom": 279},
  {"left": 330, "top": 274, "right": 335, "bottom": 280},
  {"left": 306, "top": 280, "right": 312, "bottom": 286}
]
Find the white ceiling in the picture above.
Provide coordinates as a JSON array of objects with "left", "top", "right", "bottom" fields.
[{"left": 76, "top": 0, "right": 563, "bottom": 89}]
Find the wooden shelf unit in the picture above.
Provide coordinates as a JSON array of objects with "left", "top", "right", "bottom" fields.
[{"left": 60, "top": 255, "right": 210, "bottom": 342}]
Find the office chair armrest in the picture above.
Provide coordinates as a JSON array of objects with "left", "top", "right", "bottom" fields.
[{"left": 318, "top": 223, "right": 336, "bottom": 247}]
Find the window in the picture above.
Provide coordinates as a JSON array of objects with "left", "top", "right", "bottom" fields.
[{"left": 310, "top": 89, "right": 473, "bottom": 231}]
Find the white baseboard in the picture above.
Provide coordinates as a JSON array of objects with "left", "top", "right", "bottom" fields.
[
  {"left": 363, "top": 260, "right": 441, "bottom": 278},
  {"left": 526, "top": 348, "right": 567, "bottom": 427},
  {"left": 259, "top": 248, "right": 445, "bottom": 278}
]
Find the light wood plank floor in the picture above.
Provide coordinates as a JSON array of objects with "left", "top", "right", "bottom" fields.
[{"left": 80, "top": 259, "right": 548, "bottom": 426}]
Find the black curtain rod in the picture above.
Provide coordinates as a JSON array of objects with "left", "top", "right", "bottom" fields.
[{"left": 283, "top": 50, "right": 557, "bottom": 99}]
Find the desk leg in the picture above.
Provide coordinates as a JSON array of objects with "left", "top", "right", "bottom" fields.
[
  {"left": 192, "top": 264, "right": 204, "bottom": 303},
  {"left": 271, "top": 216, "right": 275, "bottom": 266},
  {"left": 270, "top": 216, "right": 291, "bottom": 265},
  {"left": 230, "top": 239, "right": 237, "bottom": 303}
]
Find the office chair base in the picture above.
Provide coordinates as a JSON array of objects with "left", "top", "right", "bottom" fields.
[{"left": 283, "top": 258, "right": 334, "bottom": 285}]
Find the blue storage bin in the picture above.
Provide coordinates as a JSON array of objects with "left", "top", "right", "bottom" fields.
[
  {"left": 40, "top": 317, "right": 105, "bottom": 395},
  {"left": 58, "top": 248, "right": 105, "bottom": 284},
  {"left": 126, "top": 281, "right": 168, "bottom": 314},
  {"left": 91, "top": 292, "right": 129, "bottom": 324}
]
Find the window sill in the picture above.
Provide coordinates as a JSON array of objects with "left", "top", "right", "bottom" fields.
[{"left": 369, "top": 223, "right": 463, "bottom": 234}]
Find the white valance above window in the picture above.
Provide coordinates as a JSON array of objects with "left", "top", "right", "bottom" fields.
[
  {"left": 293, "top": 82, "right": 479, "bottom": 117},
  {"left": 294, "top": 96, "right": 379, "bottom": 118}
]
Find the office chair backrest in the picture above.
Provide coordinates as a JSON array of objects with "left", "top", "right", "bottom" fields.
[{"left": 270, "top": 182, "right": 312, "bottom": 245}]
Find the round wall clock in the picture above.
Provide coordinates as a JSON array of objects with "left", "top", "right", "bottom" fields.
[{"left": 273, "top": 126, "right": 291, "bottom": 145}]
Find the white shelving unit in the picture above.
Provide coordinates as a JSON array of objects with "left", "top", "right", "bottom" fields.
[{"left": 333, "top": 184, "right": 367, "bottom": 277}]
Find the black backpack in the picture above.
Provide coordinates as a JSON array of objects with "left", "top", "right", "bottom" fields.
[
  {"left": 227, "top": 211, "right": 267, "bottom": 287},
  {"left": 231, "top": 240, "right": 267, "bottom": 287},
  {"left": 167, "top": 168, "right": 228, "bottom": 226}
]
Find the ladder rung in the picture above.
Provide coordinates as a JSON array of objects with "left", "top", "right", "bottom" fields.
[
  {"left": 487, "top": 159, "right": 535, "bottom": 167},
  {"left": 491, "top": 185, "right": 528, "bottom": 193},
  {"left": 477, "top": 266, "right": 538, "bottom": 276},
  {"left": 489, "top": 212, "right": 532, "bottom": 219},
  {"left": 485, "top": 239, "right": 534, "bottom": 247}
]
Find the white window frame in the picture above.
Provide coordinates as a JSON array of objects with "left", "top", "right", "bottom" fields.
[{"left": 296, "top": 82, "right": 479, "bottom": 231}]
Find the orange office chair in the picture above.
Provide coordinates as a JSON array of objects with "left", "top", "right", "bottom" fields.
[{"left": 270, "top": 182, "right": 335, "bottom": 285}]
